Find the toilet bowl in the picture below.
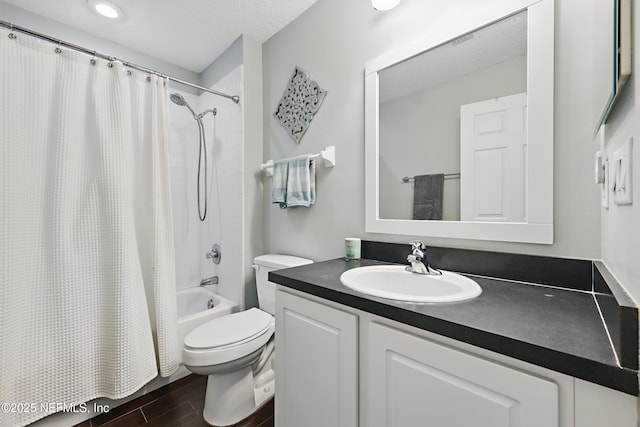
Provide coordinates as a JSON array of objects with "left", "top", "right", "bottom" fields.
[{"left": 183, "top": 254, "right": 312, "bottom": 426}]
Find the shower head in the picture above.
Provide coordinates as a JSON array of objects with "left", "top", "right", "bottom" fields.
[
  {"left": 170, "top": 92, "right": 186, "bottom": 106},
  {"left": 170, "top": 92, "right": 198, "bottom": 119}
]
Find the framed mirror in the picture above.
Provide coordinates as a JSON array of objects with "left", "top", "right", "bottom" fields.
[
  {"left": 365, "top": 0, "right": 554, "bottom": 244},
  {"left": 592, "top": 0, "right": 631, "bottom": 136}
]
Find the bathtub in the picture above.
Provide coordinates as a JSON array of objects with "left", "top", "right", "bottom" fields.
[{"left": 176, "top": 287, "right": 238, "bottom": 362}]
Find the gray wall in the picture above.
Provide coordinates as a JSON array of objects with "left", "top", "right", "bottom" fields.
[
  {"left": 200, "top": 36, "right": 243, "bottom": 89},
  {"left": 263, "top": 0, "right": 601, "bottom": 261},
  {"left": 242, "top": 36, "right": 265, "bottom": 309},
  {"left": 599, "top": 3, "right": 640, "bottom": 302}
]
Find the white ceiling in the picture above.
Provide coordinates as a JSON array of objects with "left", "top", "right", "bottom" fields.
[{"left": 1, "top": 0, "right": 319, "bottom": 73}]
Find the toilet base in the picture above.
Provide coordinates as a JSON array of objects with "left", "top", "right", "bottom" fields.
[{"left": 202, "top": 366, "right": 275, "bottom": 426}]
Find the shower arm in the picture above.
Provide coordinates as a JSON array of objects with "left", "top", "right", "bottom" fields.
[{"left": 197, "top": 108, "right": 218, "bottom": 119}]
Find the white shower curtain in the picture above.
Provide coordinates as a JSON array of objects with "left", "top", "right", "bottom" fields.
[{"left": 0, "top": 28, "right": 179, "bottom": 427}]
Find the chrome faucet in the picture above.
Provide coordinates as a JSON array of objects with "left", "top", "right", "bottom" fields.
[
  {"left": 206, "top": 244, "right": 221, "bottom": 264},
  {"left": 406, "top": 240, "right": 440, "bottom": 275},
  {"left": 200, "top": 276, "right": 219, "bottom": 286}
]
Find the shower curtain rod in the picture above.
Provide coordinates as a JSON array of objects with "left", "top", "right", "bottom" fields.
[{"left": 0, "top": 19, "right": 240, "bottom": 104}]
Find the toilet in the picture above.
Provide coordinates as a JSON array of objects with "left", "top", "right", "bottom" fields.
[{"left": 183, "top": 254, "right": 313, "bottom": 426}]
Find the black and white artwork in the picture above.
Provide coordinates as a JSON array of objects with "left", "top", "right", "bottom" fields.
[{"left": 274, "top": 66, "right": 327, "bottom": 144}]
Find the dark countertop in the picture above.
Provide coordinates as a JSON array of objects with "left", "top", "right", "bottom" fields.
[{"left": 270, "top": 258, "right": 638, "bottom": 396}]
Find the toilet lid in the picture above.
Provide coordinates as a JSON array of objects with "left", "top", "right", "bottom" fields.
[{"left": 184, "top": 308, "right": 273, "bottom": 350}]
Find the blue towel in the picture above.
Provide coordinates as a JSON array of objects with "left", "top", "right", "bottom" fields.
[
  {"left": 271, "top": 155, "right": 316, "bottom": 209},
  {"left": 271, "top": 159, "right": 289, "bottom": 206}
]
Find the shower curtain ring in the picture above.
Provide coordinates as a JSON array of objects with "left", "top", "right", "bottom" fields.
[
  {"left": 55, "top": 41, "right": 62, "bottom": 54},
  {"left": 8, "top": 23, "right": 16, "bottom": 39},
  {"left": 90, "top": 52, "right": 97, "bottom": 65}
]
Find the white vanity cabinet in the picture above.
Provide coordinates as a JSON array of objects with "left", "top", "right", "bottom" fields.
[
  {"left": 276, "top": 288, "right": 638, "bottom": 427},
  {"left": 275, "top": 289, "right": 358, "bottom": 427},
  {"left": 366, "top": 322, "right": 558, "bottom": 427},
  {"left": 574, "top": 378, "right": 637, "bottom": 427}
]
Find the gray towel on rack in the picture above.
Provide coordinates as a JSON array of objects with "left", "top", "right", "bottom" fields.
[{"left": 412, "top": 174, "right": 444, "bottom": 220}]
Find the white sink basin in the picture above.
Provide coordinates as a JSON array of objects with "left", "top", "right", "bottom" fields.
[{"left": 340, "top": 265, "right": 481, "bottom": 303}]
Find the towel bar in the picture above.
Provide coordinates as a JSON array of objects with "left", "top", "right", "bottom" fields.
[
  {"left": 261, "top": 146, "right": 336, "bottom": 177},
  {"left": 402, "top": 173, "right": 460, "bottom": 182}
]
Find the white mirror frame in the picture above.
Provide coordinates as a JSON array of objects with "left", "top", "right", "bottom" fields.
[{"left": 365, "top": 0, "right": 554, "bottom": 244}]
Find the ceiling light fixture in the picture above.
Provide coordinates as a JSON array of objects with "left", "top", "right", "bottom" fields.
[
  {"left": 88, "top": 0, "right": 124, "bottom": 19},
  {"left": 372, "top": 0, "right": 401, "bottom": 11}
]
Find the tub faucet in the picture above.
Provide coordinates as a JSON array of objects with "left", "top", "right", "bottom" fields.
[
  {"left": 406, "top": 240, "right": 440, "bottom": 275},
  {"left": 206, "top": 244, "right": 221, "bottom": 265},
  {"left": 200, "top": 276, "right": 219, "bottom": 287}
]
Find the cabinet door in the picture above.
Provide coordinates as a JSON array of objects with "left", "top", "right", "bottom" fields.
[
  {"left": 574, "top": 378, "right": 637, "bottom": 427},
  {"left": 368, "top": 322, "right": 559, "bottom": 427},
  {"left": 275, "top": 290, "right": 358, "bottom": 427}
]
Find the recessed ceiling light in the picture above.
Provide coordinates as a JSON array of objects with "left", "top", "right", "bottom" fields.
[
  {"left": 372, "top": 0, "right": 401, "bottom": 11},
  {"left": 88, "top": 0, "right": 124, "bottom": 19}
]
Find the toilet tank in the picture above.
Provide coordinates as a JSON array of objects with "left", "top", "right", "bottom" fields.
[{"left": 253, "top": 254, "right": 313, "bottom": 315}]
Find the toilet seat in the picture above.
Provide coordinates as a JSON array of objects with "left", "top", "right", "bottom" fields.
[{"left": 183, "top": 308, "right": 275, "bottom": 367}]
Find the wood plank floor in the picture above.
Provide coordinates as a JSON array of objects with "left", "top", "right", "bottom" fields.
[{"left": 72, "top": 375, "right": 274, "bottom": 427}]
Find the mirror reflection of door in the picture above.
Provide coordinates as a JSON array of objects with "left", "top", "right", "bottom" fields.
[
  {"left": 460, "top": 93, "right": 527, "bottom": 222},
  {"left": 377, "top": 10, "right": 527, "bottom": 222}
]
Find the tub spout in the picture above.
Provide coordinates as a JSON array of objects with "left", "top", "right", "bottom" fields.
[{"left": 200, "top": 276, "right": 219, "bottom": 286}]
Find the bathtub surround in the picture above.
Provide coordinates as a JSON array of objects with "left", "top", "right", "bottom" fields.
[
  {"left": 170, "top": 35, "right": 264, "bottom": 310},
  {"left": 0, "top": 28, "right": 179, "bottom": 426},
  {"left": 170, "top": 67, "right": 244, "bottom": 308}
]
